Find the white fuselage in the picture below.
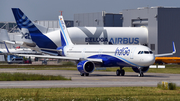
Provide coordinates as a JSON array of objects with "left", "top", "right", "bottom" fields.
[{"left": 63, "top": 44, "right": 155, "bottom": 67}]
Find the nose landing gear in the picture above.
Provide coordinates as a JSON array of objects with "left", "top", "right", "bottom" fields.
[{"left": 138, "top": 67, "right": 144, "bottom": 77}]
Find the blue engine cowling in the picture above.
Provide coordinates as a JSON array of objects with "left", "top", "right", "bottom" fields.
[
  {"left": 77, "top": 60, "right": 95, "bottom": 74},
  {"left": 132, "top": 67, "right": 149, "bottom": 73}
]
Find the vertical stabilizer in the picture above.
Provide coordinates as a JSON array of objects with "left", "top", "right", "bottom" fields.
[
  {"left": 12, "top": 8, "right": 58, "bottom": 49},
  {"left": 12, "top": 8, "right": 42, "bottom": 34},
  {"left": 59, "top": 16, "right": 73, "bottom": 46}
]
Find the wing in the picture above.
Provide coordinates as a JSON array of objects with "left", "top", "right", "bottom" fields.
[
  {"left": 15, "top": 54, "right": 102, "bottom": 62},
  {"left": 155, "top": 42, "right": 176, "bottom": 57}
]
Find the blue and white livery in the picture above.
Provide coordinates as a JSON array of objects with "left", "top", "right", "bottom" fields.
[
  {"left": 11, "top": 8, "right": 61, "bottom": 55},
  {"left": 58, "top": 16, "right": 154, "bottom": 77}
]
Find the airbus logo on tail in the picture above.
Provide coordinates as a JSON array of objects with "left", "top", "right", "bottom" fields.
[{"left": 21, "top": 28, "right": 31, "bottom": 39}]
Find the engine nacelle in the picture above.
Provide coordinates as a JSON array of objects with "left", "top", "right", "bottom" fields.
[
  {"left": 77, "top": 60, "right": 95, "bottom": 74},
  {"left": 132, "top": 67, "right": 149, "bottom": 73}
]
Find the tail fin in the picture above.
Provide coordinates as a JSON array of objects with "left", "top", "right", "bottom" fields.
[
  {"left": 59, "top": 16, "right": 73, "bottom": 46},
  {"left": 12, "top": 8, "right": 41, "bottom": 34},
  {"left": 12, "top": 8, "right": 57, "bottom": 50}
]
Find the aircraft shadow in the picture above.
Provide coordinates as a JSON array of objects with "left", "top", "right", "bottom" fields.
[{"left": 76, "top": 74, "right": 168, "bottom": 78}]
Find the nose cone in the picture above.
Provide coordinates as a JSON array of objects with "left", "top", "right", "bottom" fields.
[{"left": 140, "top": 55, "right": 155, "bottom": 66}]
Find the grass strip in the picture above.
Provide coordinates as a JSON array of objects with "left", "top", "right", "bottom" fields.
[
  {"left": 0, "top": 87, "right": 179, "bottom": 101},
  {"left": 0, "top": 72, "right": 71, "bottom": 81}
]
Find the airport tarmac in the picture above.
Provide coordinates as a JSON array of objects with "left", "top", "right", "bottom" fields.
[{"left": 0, "top": 68, "right": 180, "bottom": 88}]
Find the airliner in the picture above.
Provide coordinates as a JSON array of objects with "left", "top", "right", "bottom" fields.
[
  {"left": 13, "top": 15, "right": 176, "bottom": 77},
  {"left": 7, "top": 8, "right": 148, "bottom": 56}
]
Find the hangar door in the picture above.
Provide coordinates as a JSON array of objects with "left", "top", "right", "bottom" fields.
[{"left": 132, "top": 19, "right": 148, "bottom": 27}]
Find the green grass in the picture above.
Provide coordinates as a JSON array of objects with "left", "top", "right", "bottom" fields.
[
  {"left": 0, "top": 72, "right": 71, "bottom": 81},
  {"left": 0, "top": 87, "right": 179, "bottom": 101}
]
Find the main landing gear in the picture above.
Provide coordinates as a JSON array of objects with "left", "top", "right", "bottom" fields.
[
  {"left": 138, "top": 67, "right": 144, "bottom": 77},
  {"left": 116, "top": 67, "right": 125, "bottom": 76},
  {"left": 80, "top": 73, "right": 89, "bottom": 76}
]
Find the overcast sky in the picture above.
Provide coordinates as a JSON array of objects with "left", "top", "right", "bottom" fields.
[{"left": 1, "top": 0, "right": 180, "bottom": 22}]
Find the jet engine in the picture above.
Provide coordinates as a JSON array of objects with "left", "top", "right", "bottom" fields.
[
  {"left": 77, "top": 60, "right": 95, "bottom": 74},
  {"left": 132, "top": 67, "right": 149, "bottom": 73}
]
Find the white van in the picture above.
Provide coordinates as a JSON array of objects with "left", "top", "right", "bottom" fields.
[{"left": 7, "top": 55, "right": 24, "bottom": 64}]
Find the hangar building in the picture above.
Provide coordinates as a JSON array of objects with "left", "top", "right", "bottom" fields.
[
  {"left": 74, "top": 12, "right": 123, "bottom": 27},
  {"left": 122, "top": 7, "right": 180, "bottom": 56},
  {"left": 74, "top": 7, "right": 180, "bottom": 56}
]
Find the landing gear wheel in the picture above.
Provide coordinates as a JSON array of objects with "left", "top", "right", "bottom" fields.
[
  {"left": 121, "top": 69, "right": 125, "bottom": 76},
  {"left": 138, "top": 73, "right": 144, "bottom": 77},
  {"left": 138, "top": 67, "right": 144, "bottom": 77},
  {"left": 85, "top": 73, "right": 89, "bottom": 76},
  {"left": 80, "top": 73, "right": 84, "bottom": 76},
  {"left": 116, "top": 69, "right": 120, "bottom": 76}
]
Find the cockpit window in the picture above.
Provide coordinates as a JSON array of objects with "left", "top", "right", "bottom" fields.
[
  {"left": 138, "top": 51, "right": 153, "bottom": 54},
  {"left": 144, "top": 51, "right": 149, "bottom": 54}
]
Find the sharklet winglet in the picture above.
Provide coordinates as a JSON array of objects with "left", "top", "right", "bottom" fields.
[{"left": 172, "top": 41, "right": 176, "bottom": 53}]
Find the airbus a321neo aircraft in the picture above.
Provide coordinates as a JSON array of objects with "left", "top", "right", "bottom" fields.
[{"left": 10, "top": 14, "right": 176, "bottom": 77}]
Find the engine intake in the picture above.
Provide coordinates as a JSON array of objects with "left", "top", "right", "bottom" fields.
[
  {"left": 77, "top": 60, "right": 95, "bottom": 73},
  {"left": 132, "top": 67, "right": 149, "bottom": 73}
]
